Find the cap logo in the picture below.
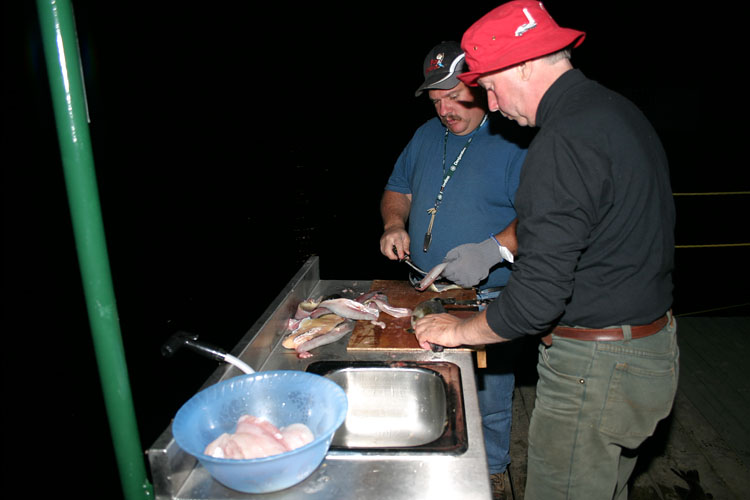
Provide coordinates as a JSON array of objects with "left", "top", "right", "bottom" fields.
[
  {"left": 426, "top": 52, "right": 446, "bottom": 73},
  {"left": 515, "top": 7, "right": 538, "bottom": 36},
  {"left": 429, "top": 52, "right": 466, "bottom": 87}
]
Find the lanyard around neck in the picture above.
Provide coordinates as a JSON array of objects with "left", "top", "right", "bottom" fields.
[
  {"left": 423, "top": 114, "right": 488, "bottom": 252},
  {"left": 438, "top": 113, "right": 488, "bottom": 196}
]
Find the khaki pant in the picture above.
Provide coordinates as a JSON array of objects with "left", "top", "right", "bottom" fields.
[{"left": 524, "top": 314, "right": 679, "bottom": 499}]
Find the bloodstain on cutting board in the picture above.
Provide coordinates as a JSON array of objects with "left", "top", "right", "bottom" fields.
[{"left": 347, "top": 280, "right": 478, "bottom": 351}]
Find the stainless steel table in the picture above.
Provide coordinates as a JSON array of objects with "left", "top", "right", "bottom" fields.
[{"left": 148, "top": 256, "right": 491, "bottom": 500}]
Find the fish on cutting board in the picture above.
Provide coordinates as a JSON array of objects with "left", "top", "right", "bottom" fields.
[
  {"left": 410, "top": 298, "right": 448, "bottom": 352},
  {"left": 357, "top": 291, "right": 412, "bottom": 318},
  {"left": 410, "top": 298, "right": 447, "bottom": 328},
  {"left": 284, "top": 290, "right": 414, "bottom": 357},
  {"left": 317, "top": 298, "right": 380, "bottom": 321}
]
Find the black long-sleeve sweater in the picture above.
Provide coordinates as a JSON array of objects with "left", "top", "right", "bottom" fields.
[{"left": 487, "top": 69, "right": 675, "bottom": 339}]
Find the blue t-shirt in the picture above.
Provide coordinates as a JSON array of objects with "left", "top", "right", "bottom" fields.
[{"left": 385, "top": 116, "right": 526, "bottom": 289}]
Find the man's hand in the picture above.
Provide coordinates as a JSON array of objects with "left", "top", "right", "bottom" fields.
[
  {"left": 413, "top": 313, "right": 463, "bottom": 349},
  {"left": 380, "top": 190, "right": 412, "bottom": 260},
  {"left": 441, "top": 238, "right": 504, "bottom": 287},
  {"left": 380, "top": 228, "right": 410, "bottom": 260},
  {"left": 414, "top": 309, "right": 507, "bottom": 349}
]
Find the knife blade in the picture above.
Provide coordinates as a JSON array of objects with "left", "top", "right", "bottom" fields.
[{"left": 399, "top": 254, "right": 427, "bottom": 276}]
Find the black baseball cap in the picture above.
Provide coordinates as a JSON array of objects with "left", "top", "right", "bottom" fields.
[{"left": 415, "top": 41, "right": 467, "bottom": 97}]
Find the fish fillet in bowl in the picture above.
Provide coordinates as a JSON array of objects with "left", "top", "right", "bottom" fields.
[{"left": 172, "top": 370, "right": 347, "bottom": 493}]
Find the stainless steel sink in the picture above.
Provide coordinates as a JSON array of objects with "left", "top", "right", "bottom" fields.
[{"left": 306, "top": 361, "right": 467, "bottom": 454}]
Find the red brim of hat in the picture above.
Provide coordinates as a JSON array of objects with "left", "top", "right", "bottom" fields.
[{"left": 459, "top": 29, "right": 585, "bottom": 86}]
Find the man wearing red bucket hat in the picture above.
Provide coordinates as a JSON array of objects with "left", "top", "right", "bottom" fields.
[{"left": 415, "top": 2, "right": 678, "bottom": 499}]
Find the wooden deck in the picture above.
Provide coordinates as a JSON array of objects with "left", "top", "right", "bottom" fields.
[{"left": 507, "top": 316, "right": 750, "bottom": 499}]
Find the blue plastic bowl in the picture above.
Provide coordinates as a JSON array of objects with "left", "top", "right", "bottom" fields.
[{"left": 172, "top": 370, "right": 348, "bottom": 493}]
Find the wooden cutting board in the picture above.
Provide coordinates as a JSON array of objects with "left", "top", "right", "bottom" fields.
[{"left": 346, "top": 280, "right": 482, "bottom": 355}]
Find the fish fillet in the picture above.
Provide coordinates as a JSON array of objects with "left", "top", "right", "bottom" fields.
[
  {"left": 367, "top": 298, "right": 412, "bottom": 318},
  {"left": 295, "top": 319, "right": 355, "bottom": 354},
  {"left": 204, "top": 415, "right": 313, "bottom": 459},
  {"left": 355, "top": 290, "right": 385, "bottom": 303},
  {"left": 317, "top": 298, "right": 380, "bottom": 321},
  {"left": 293, "top": 297, "right": 322, "bottom": 319},
  {"left": 284, "top": 292, "right": 410, "bottom": 356},
  {"left": 356, "top": 291, "right": 412, "bottom": 317},
  {"left": 417, "top": 262, "right": 448, "bottom": 291},
  {"left": 282, "top": 315, "right": 345, "bottom": 349},
  {"left": 280, "top": 423, "right": 315, "bottom": 450}
]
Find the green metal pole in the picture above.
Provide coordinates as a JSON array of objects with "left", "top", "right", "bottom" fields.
[{"left": 36, "top": 1, "right": 153, "bottom": 499}]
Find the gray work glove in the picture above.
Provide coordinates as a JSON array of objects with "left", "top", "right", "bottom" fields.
[{"left": 441, "top": 238, "right": 511, "bottom": 288}]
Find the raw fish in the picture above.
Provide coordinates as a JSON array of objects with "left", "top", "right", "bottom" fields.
[
  {"left": 410, "top": 298, "right": 447, "bottom": 352},
  {"left": 284, "top": 292, "right": 411, "bottom": 356},
  {"left": 203, "top": 415, "right": 314, "bottom": 459},
  {"left": 430, "top": 282, "right": 462, "bottom": 292},
  {"left": 317, "top": 298, "right": 380, "bottom": 321},
  {"left": 280, "top": 423, "right": 315, "bottom": 449},
  {"left": 355, "top": 290, "right": 386, "bottom": 303},
  {"left": 293, "top": 297, "right": 322, "bottom": 319},
  {"left": 204, "top": 416, "right": 289, "bottom": 459},
  {"left": 416, "top": 262, "right": 448, "bottom": 291},
  {"left": 367, "top": 298, "right": 412, "bottom": 318},
  {"left": 295, "top": 319, "right": 355, "bottom": 355},
  {"left": 356, "top": 291, "right": 412, "bottom": 318},
  {"left": 410, "top": 298, "right": 446, "bottom": 329},
  {"left": 282, "top": 315, "right": 346, "bottom": 349},
  {"left": 236, "top": 415, "right": 284, "bottom": 440}
]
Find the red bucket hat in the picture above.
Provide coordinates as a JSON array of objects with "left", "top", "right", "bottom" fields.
[{"left": 459, "top": 1, "right": 585, "bottom": 86}]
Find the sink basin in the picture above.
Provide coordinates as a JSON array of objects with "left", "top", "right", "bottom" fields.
[{"left": 306, "top": 361, "right": 467, "bottom": 454}]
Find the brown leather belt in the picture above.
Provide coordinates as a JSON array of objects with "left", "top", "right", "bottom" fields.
[{"left": 541, "top": 312, "right": 670, "bottom": 346}]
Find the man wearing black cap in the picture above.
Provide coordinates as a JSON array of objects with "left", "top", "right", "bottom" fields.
[
  {"left": 414, "top": 3, "right": 679, "bottom": 499},
  {"left": 379, "top": 41, "right": 527, "bottom": 499}
]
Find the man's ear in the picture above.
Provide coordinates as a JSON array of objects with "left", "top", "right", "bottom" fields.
[{"left": 517, "top": 61, "right": 532, "bottom": 82}]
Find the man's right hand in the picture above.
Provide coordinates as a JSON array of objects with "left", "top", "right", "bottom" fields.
[
  {"left": 380, "top": 228, "right": 410, "bottom": 260},
  {"left": 380, "top": 190, "right": 412, "bottom": 260}
]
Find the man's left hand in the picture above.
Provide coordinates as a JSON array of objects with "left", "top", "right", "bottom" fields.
[{"left": 442, "top": 238, "right": 504, "bottom": 287}]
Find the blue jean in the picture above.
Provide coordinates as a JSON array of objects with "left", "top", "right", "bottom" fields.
[
  {"left": 477, "top": 351, "right": 516, "bottom": 474},
  {"left": 524, "top": 312, "right": 679, "bottom": 499},
  {"left": 476, "top": 288, "right": 516, "bottom": 474}
]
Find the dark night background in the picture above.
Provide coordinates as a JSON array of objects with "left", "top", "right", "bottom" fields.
[{"left": 4, "top": 1, "right": 747, "bottom": 497}]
